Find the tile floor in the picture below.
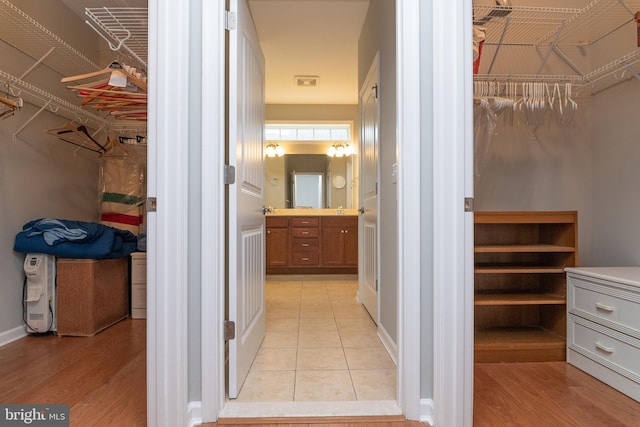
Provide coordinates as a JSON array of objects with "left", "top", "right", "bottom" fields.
[{"left": 236, "top": 276, "right": 397, "bottom": 402}]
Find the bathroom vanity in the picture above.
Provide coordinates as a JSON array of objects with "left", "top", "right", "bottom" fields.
[{"left": 266, "top": 210, "right": 358, "bottom": 274}]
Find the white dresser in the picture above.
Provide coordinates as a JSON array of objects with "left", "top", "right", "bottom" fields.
[
  {"left": 130, "top": 252, "right": 147, "bottom": 319},
  {"left": 566, "top": 267, "right": 640, "bottom": 402}
]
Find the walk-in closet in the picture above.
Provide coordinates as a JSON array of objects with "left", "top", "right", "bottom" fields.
[
  {"left": 472, "top": 0, "right": 640, "bottom": 422},
  {"left": 0, "top": 1, "right": 148, "bottom": 424}
]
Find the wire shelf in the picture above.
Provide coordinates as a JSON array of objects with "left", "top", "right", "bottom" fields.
[
  {"left": 0, "top": 0, "right": 100, "bottom": 76},
  {"left": 85, "top": 7, "right": 148, "bottom": 72}
]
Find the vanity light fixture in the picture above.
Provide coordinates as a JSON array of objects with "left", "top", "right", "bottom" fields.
[
  {"left": 265, "top": 143, "right": 285, "bottom": 157},
  {"left": 327, "top": 143, "right": 355, "bottom": 157}
]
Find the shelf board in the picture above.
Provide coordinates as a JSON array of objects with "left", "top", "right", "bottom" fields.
[
  {"left": 475, "top": 292, "right": 565, "bottom": 306},
  {"left": 475, "top": 244, "right": 575, "bottom": 253},
  {"left": 475, "top": 265, "right": 566, "bottom": 274},
  {"left": 475, "top": 327, "right": 566, "bottom": 362}
]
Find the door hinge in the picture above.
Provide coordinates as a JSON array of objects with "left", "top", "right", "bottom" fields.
[
  {"left": 224, "top": 164, "right": 236, "bottom": 185},
  {"left": 464, "top": 197, "right": 474, "bottom": 212},
  {"left": 224, "top": 320, "right": 235, "bottom": 341},
  {"left": 225, "top": 10, "right": 237, "bottom": 30},
  {"left": 372, "top": 84, "right": 379, "bottom": 99},
  {"left": 146, "top": 197, "right": 157, "bottom": 212}
]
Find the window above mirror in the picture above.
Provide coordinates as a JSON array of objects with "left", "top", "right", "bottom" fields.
[{"left": 265, "top": 123, "right": 350, "bottom": 142}]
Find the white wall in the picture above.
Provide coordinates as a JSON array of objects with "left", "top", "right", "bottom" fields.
[{"left": 0, "top": 1, "right": 103, "bottom": 342}]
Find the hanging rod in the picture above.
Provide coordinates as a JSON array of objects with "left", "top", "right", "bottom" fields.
[
  {"left": 0, "top": 69, "right": 107, "bottom": 139},
  {"left": 85, "top": 7, "right": 148, "bottom": 72}
]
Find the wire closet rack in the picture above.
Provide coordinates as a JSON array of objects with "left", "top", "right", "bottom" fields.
[
  {"left": 473, "top": 0, "right": 640, "bottom": 95},
  {"left": 0, "top": 0, "right": 147, "bottom": 139}
]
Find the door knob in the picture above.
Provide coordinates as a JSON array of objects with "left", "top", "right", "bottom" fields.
[{"left": 359, "top": 207, "right": 365, "bottom": 214}]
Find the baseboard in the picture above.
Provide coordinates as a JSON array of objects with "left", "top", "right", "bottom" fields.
[
  {"left": 420, "top": 399, "right": 434, "bottom": 426},
  {"left": 0, "top": 325, "right": 27, "bottom": 347},
  {"left": 188, "top": 401, "right": 202, "bottom": 427},
  {"left": 377, "top": 323, "right": 398, "bottom": 365}
]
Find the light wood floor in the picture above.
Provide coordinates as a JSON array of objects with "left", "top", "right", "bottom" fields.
[
  {"left": 0, "top": 318, "right": 146, "bottom": 427},
  {"left": 2, "top": 319, "right": 640, "bottom": 426}
]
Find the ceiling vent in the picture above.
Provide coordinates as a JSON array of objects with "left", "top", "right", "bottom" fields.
[{"left": 294, "top": 75, "right": 319, "bottom": 87}]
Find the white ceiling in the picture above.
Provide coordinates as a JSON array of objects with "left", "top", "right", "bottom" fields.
[
  {"left": 61, "top": 0, "right": 369, "bottom": 105},
  {"left": 248, "top": 0, "right": 370, "bottom": 105}
]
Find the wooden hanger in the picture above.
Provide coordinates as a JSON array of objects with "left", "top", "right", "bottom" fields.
[
  {"left": 62, "top": 61, "right": 147, "bottom": 92},
  {"left": 61, "top": 61, "right": 125, "bottom": 83}
]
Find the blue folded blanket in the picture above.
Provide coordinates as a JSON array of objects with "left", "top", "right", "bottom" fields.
[{"left": 14, "top": 218, "right": 137, "bottom": 259}]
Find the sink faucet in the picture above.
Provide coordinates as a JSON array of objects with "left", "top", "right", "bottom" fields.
[{"left": 337, "top": 206, "right": 344, "bottom": 215}]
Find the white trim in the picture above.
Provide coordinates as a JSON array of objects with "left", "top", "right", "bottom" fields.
[
  {"left": 420, "top": 398, "right": 434, "bottom": 426},
  {"left": 187, "top": 401, "right": 202, "bottom": 427},
  {"left": 377, "top": 323, "right": 398, "bottom": 366},
  {"left": 148, "top": 0, "right": 190, "bottom": 426},
  {"left": 430, "top": 0, "right": 473, "bottom": 426},
  {"left": 396, "top": 0, "right": 422, "bottom": 421},
  {"left": 0, "top": 325, "right": 26, "bottom": 347},
  {"left": 200, "top": 0, "right": 226, "bottom": 422},
  {"left": 219, "top": 401, "right": 402, "bottom": 418}
]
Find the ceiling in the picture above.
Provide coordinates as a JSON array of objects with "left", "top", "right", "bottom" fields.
[
  {"left": 248, "top": 0, "right": 370, "bottom": 105},
  {"left": 61, "top": 0, "right": 370, "bottom": 106}
]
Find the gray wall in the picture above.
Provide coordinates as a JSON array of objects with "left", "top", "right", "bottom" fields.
[
  {"left": 358, "top": 0, "right": 398, "bottom": 345},
  {"left": 0, "top": 1, "right": 102, "bottom": 341},
  {"left": 591, "top": 75, "right": 640, "bottom": 265}
]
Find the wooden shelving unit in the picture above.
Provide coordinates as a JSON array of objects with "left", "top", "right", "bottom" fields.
[{"left": 474, "top": 211, "right": 578, "bottom": 363}]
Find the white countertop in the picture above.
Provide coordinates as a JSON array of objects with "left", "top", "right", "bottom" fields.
[{"left": 565, "top": 267, "right": 640, "bottom": 287}]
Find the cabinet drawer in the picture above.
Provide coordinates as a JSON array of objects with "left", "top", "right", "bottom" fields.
[
  {"left": 568, "top": 315, "right": 640, "bottom": 381},
  {"left": 132, "top": 284, "right": 147, "bottom": 309},
  {"left": 266, "top": 216, "right": 289, "bottom": 228},
  {"left": 131, "top": 256, "right": 147, "bottom": 282},
  {"left": 292, "top": 228, "right": 319, "bottom": 238},
  {"left": 292, "top": 238, "right": 319, "bottom": 252},
  {"left": 291, "top": 253, "right": 320, "bottom": 266},
  {"left": 569, "top": 275, "right": 640, "bottom": 336},
  {"left": 322, "top": 216, "right": 357, "bottom": 227},
  {"left": 291, "top": 217, "right": 319, "bottom": 227}
]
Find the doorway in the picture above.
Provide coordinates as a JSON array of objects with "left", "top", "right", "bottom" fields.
[
  {"left": 150, "top": 0, "right": 468, "bottom": 424},
  {"left": 223, "top": 0, "right": 401, "bottom": 416}
]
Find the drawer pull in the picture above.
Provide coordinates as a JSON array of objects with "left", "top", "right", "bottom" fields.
[
  {"left": 302, "top": 231, "right": 309, "bottom": 235},
  {"left": 595, "top": 341, "right": 615, "bottom": 354},
  {"left": 595, "top": 302, "right": 615, "bottom": 312},
  {"left": 301, "top": 244, "right": 310, "bottom": 247},
  {"left": 301, "top": 257, "right": 310, "bottom": 261},
  {"left": 301, "top": 221, "right": 309, "bottom": 224}
]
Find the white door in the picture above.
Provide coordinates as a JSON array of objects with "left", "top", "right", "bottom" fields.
[
  {"left": 227, "top": 0, "right": 266, "bottom": 399},
  {"left": 359, "top": 53, "right": 380, "bottom": 324}
]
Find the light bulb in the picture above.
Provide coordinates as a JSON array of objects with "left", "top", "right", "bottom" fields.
[
  {"left": 275, "top": 145, "right": 285, "bottom": 156},
  {"left": 327, "top": 146, "right": 337, "bottom": 157}
]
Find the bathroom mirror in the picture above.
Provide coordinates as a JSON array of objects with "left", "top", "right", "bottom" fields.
[{"left": 264, "top": 153, "right": 357, "bottom": 209}]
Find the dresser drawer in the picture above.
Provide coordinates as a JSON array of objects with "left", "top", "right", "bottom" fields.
[
  {"left": 569, "top": 275, "right": 640, "bottom": 336},
  {"left": 568, "top": 315, "right": 640, "bottom": 381},
  {"left": 291, "top": 253, "right": 320, "bottom": 266},
  {"left": 291, "top": 217, "right": 319, "bottom": 227},
  {"left": 292, "top": 238, "right": 319, "bottom": 252},
  {"left": 291, "top": 228, "right": 319, "bottom": 238}
]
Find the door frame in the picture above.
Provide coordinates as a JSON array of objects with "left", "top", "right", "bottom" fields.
[{"left": 148, "top": 0, "right": 472, "bottom": 425}]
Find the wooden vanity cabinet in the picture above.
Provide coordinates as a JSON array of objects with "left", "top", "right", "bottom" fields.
[
  {"left": 321, "top": 216, "right": 358, "bottom": 267},
  {"left": 265, "top": 215, "right": 358, "bottom": 274}
]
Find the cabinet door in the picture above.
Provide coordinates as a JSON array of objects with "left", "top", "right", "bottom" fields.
[
  {"left": 343, "top": 226, "right": 358, "bottom": 266},
  {"left": 321, "top": 227, "right": 345, "bottom": 266},
  {"left": 266, "top": 227, "right": 289, "bottom": 266}
]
